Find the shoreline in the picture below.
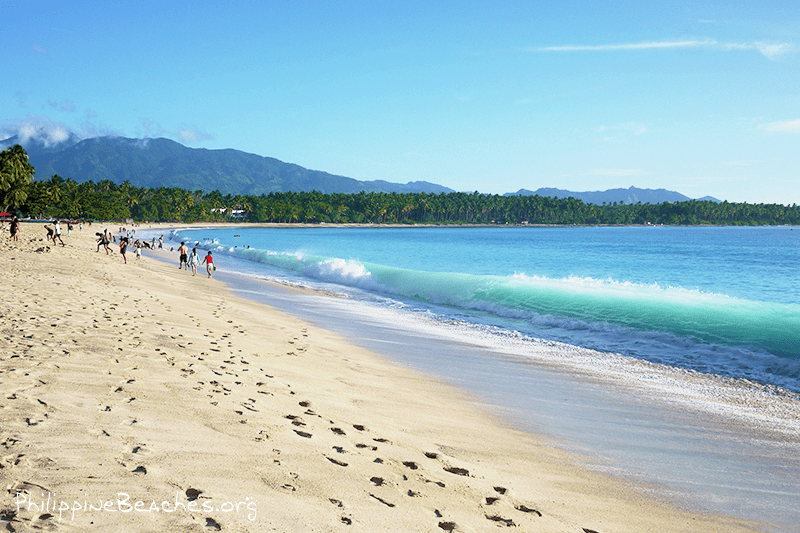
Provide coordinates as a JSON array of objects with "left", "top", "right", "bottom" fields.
[
  {"left": 48, "top": 220, "right": 800, "bottom": 233},
  {"left": 210, "top": 265, "right": 800, "bottom": 530},
  {"left": 0, "top": 223, "right": 765, "bottom": 531}
]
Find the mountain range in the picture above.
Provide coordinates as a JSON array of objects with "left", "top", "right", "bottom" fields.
[
  {"left": 507, "top": 187, "right": 720, "bottom": 204},
  {"left": 1, "top": 135, "right": 453, "bottom": 196},
  {"left": 2, "top": 134, "right": 719, "bottom": 203}
]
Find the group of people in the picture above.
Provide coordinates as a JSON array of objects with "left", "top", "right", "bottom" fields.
[
  {"left": 4, "top": 217, "right": 73, "bottom": 246},
  {"left": 177, "top": 241, "right": 214, "bottom": 277},
  {"left": 5, "top": 217, "right": 217, "bottom": 276},
  {"left": 95, "top": 228, "right": 136, "bottom": 263},
  {"left": 43, "top": 220, "right": 69, "bottom": 246},
  {"left": 95, "top": 231, "right": 215, "bottom": 276}
]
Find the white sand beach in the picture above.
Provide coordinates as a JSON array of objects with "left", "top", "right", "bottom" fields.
[{"left": 0, "top": 223, "right": 762, "bottom": 532}]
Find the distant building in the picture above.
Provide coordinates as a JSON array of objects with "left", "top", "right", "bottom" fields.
[{"left": 210, "top": 207, "right": 247, "bottom": 219}]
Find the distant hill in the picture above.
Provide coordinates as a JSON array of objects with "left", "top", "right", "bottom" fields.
[
  {"left": 506, "top": 186, "right": 720, "bottom": 205},
  {"left": 2, "top": 134, "right": 722, "bottom": 202},
  {"left": 0, "top": 135, "right": 454, "bottom": 195}
]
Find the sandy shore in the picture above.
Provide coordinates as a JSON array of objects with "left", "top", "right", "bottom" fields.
[{"left": 0, "top": 223, "right": 761, "bottom": 532}]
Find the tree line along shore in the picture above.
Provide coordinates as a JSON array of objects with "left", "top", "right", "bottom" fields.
[{"left": 3, "top": 144, "right": 799, "bottom": 225}]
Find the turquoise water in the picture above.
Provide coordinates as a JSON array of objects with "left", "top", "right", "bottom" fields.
[{"left": 163, "top": 225, "right": 800, "bottom": 393}]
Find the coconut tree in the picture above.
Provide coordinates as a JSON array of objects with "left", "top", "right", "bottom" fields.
[{"left": 0, "top": 144, "right": 35, "bottom": 213}]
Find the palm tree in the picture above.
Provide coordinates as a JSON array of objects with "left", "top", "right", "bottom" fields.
[
  {"left": 0, "top": 144, "right": 35, "bottom": 212},
  {"left": 46, "top": 174, "right": 65, "bottom": 206}
]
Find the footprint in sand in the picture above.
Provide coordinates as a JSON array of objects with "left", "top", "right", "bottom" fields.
[
  {"left": 486, "top": 515, "right": 516, "bottom": 527},
  {"left": 369, "top": 494, "right": 395, "bottom": 507},
  {"left": 285, "top": 415, "right": 305, "bottom": 426},
  {"left": 325, "top": 456, "right": 348, "bottom": 467},
  {"left": 516, "top": 504, "right": 542, "bottom": 516},
  {"left": 443, "top": 466, "right": 469, "bottom": 477},
  {"left": 186, "top": 488, "right": 203, "bottom": 501}
]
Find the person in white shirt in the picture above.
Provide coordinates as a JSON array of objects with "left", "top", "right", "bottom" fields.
[{"left": 53, "top": 220, "right": 65, "bottom": 246}]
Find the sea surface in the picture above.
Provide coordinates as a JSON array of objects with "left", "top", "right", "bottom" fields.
[{"left": 143, "top": 225, "right": 800, "bottom": 531}]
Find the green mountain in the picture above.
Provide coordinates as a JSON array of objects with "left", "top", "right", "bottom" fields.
[
  {"left": 3, "top": 134, "right": 720, "bottom": 203},
  {"left": 1, "top": 135, "right": 454, "bottom": 195}
]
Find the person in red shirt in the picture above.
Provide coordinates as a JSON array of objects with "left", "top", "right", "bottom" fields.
[{"left": 201, "top": 251, "right": 214, "bottom": 278}]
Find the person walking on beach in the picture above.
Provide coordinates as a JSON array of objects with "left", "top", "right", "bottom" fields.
[
  {"left": 178, "top": 242, "right": 189, "bottom": 270},
  {"left": 53, "top": 220, "right": 65, "bottom": 246},
  {"left": 119, "top": 237, "right": 129, "bottom": 264},
  {"left": 96, "top": 231, "right": 111, "bottom": 254},
  {"left": 9, "top": 217, "right": 20, "bottom": 241},
  {"left": 201, "top": 251, "right": 214, "bottom": 278},
  {"left": 189, "top": 247, "right": 199, "bottom": 276},
  {"left": 158, "top": 235, "right": 163, "bottom": 249}
]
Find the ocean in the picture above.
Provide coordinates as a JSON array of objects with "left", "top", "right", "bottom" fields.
[{"left": 143, "top": 225, "right": 800, "bottom": 531}]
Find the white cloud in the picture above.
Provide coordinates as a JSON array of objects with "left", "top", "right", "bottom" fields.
[
  {"left": 753, "top": 42, "right": 792, "bottom": 59},
  {"left": 531, "top": 38, "right": 793, "bottom": 59},
  {"left": 178, "top": 126, "right": 214, "bottom": 144},
  {"left": 2, "top": 114, "right": 75, "bottom": 147},
  {"left": 757, "top": 119, "right": 800, "bottom": 133},
  {"left": 535, "top": 39, "right": 716, "bottom": 52},
  {"left": 33, "top": 45, "right": 47, "bottom": 55}
]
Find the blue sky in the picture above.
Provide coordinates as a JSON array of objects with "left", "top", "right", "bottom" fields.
[{"left": 2, "top": 1, "right": 798, "bottom": 203}]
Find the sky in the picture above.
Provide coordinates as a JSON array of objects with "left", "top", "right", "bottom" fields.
[{"left": 2, "top": 1, "right": 799, "bottom": 203}]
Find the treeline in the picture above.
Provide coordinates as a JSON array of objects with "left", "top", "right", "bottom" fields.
[{"left": 16, "top": 174, "right": 800, "bottom": 226}]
